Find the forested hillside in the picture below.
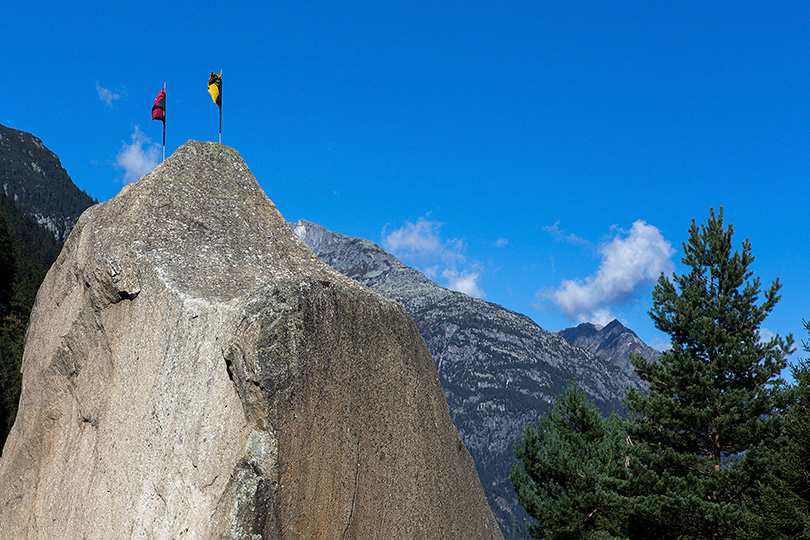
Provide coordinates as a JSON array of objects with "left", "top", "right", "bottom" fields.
[{"left": 0, "top": 193, "right": 60, "bottom": 448}]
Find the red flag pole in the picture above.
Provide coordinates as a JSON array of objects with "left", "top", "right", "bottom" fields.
[{"left": 163, "top": 82, "right": 166, "bottom": 161}]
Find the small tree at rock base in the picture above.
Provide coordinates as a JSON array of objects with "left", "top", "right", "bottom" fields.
[{"left": 511, "top": 383, "right": 629, "bottom": 540}]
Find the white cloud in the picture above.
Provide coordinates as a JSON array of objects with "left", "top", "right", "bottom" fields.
[
  {"left": 589, "top": 308, "right": 615, "bottom": 327},
  {"left": 495, "top": 237, "right": 509, "bottom": 248},
  {"left": 115, "top": 127, "right": 161, "bottom": 184},
  {"left": 96, "top": 83, "right": 121, "bottom": 107},
  {"left": 759, "top": 328, "right": 775, "bottom": 344},
  {"left": 543, "top": 221, "right": 592, "bottom": 247},
  {"left": 382, "top": 217, "right": 466, "bottom": 266},
  {"left": 423, "top": 265, "right": 440, "bottom": 280},
  {"left": 443, "top": 269, "right": 485, "bottom": 298},
  {"left": 382, "top": 216, "right": 486, "bottom": 299},
  {"left": 545, "top": 220, "right": 675, "bottom": 323}
]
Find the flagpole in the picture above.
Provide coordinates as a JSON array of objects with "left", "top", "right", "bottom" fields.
[
  {"left": 162, "top": 82, "right": 166, "bottom": 161},
  {"left": 219, "top": 69, "right": 222, "bottom": 144}
]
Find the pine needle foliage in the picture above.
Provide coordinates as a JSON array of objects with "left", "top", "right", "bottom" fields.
[{"left": 0, "top": 197, "right": 54, "bottom": 451}]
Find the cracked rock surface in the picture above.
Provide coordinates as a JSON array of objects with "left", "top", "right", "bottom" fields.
[{"left": 0, "top": 140, "right": 503, "bottom": 540}]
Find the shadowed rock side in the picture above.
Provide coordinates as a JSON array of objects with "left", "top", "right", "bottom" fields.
[{"left": 0, "top": 141, "right": 503, "bottom": 540}]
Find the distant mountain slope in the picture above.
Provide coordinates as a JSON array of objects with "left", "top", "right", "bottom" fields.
[
  {"left": 558, "top": 320, "right": 661, "bottom": 383},
  {"left": 0, "top": 193, "right": 62, "bottom": 271},
  {"left": 0, "top": 123, "right": 95, "bottom": 242},
  {"left": 292, "top": 219, "right": 645, "bottom": 540}
]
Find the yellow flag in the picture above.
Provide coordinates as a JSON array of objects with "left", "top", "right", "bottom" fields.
[{"left": 207, "top": 71, "right": 222, "bottom": 109}]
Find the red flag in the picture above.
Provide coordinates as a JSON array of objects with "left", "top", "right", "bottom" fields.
[{"left": 152, "top": 88, "right": 166, "bottom": 122}]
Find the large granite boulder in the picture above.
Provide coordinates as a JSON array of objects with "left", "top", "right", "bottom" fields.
[{"left": 0, "top": 141, "right": 503, "bottom": 539}]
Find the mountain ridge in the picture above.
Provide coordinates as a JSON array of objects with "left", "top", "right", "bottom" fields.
[
  {"left": 558, "top": 319, "right": 661, "bottom": 384},
  {"left": 0, "top": 123, "right": 95, "bottom": 242}
]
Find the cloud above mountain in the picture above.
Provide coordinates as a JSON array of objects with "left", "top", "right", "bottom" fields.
[
  {"left": 382, "top": 216, "right": 485, "bottom": 298},
  {"left": 114, "top": 127, "right": 160, "bottom": 184},
  {"left": 544, "top": 220, "right": 675, "bottom": 323},
  {"left": 442, "top": 269, "right": 485, "bottom": 298}
]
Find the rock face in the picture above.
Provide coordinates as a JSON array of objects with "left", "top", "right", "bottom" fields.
[
  {"left": 0, "top": 141, "right": 502, "bottom": 540},
  {"left": 292, "top": 219, "right": 644, "bottom": 540}
]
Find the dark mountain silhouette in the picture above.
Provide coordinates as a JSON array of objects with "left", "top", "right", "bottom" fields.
[{"left": 0, "top": 123, "right": 95, "bottom": 243}]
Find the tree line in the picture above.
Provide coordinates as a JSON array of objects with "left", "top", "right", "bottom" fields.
[
  {"left": 511, "top": 208, "right": 806, "bottom": 540},
  {"left": 0, "top": 192, "right": 60, "bottom": 449}
]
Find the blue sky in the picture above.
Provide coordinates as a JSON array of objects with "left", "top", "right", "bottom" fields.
[{"left": 5, "top": 1, "right": 810, "bottom": 362}]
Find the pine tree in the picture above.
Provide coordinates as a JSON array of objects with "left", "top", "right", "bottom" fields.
[
  {"left": 745, "top": 319, "right": 810, "bottom": 539},
  {"left": 624, "top": 208, "right": 792, "bottom": 540},
  {"left": 0, "top": 199, "right": 52, "bottom": 450},
  {"left": 511, "top": 383, "right": 629, "bottom": 540}
]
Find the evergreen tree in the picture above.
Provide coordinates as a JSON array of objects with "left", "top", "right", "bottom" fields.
[
  {"left": 745, "top": 320, "right": 810, "bottom": 539},
  {"left": 624, "top": 208, "right": 792, "bottom": 540},
  {"left": 0, "top": 205, "right": 21, "bottom": 448},
  {"left": 511, "top": 383, "right": 629, "bottom": 540},
  {"left": 0, "top": 313, "right": 25, "bottom": 447}
]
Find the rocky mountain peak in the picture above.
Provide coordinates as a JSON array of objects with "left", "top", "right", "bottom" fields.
[
  {"left": 0, "top": 140, "right": 502, "bottom": 539},
  {"left": 79, "top": 141, "right": 346, "bottom": 301},
  {"left": 558, "top": 319, "right": 661, "bottom": 381},
  {"left": 292, "top": 218, "right": 405, "bottom": 280}
]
